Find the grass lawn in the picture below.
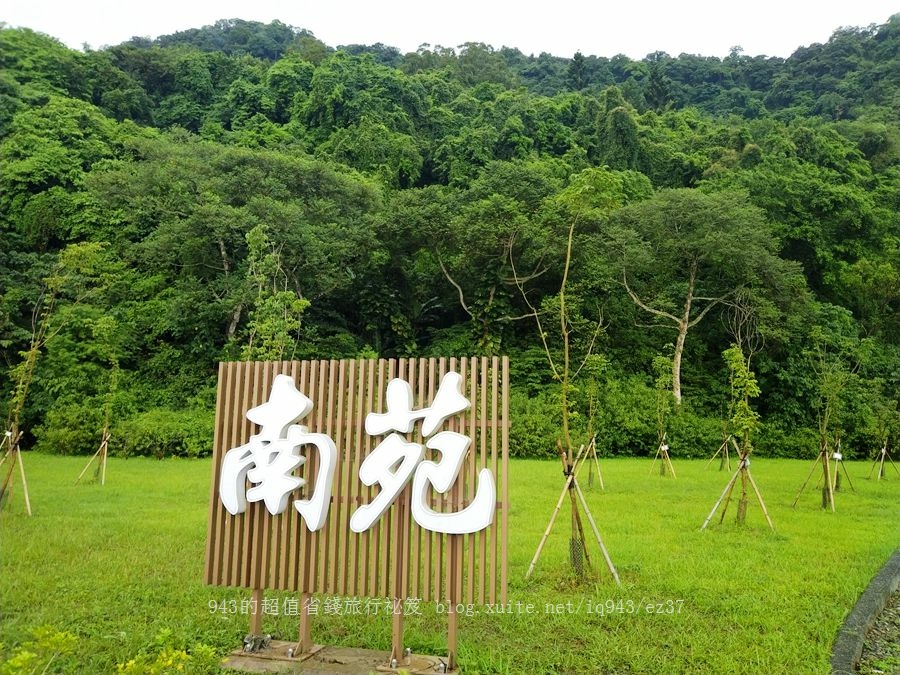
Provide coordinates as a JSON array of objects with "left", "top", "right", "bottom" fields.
[{"left": 1, "top": 453, "right": 898, "bottom": 674}]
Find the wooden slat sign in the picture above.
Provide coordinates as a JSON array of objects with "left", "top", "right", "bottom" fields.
[{"left": 204, "top": 357, "right": 509, "bottom": 607}]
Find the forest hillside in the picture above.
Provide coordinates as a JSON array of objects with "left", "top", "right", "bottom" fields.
[{"left": 1, "top": 16, "right": 899, "bottom": 459}]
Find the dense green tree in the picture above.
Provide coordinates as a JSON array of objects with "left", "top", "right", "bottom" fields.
[
  {"left": 608, "top": 188, "right": 804, "bottom": 403},
  {"left": 567, "top": 52, "right": 588, "bottom": 91}
]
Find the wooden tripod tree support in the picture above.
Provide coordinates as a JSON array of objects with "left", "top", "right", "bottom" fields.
[
  {"left": 75, "top": 428, "right": 110, "bottom": 485},
  {"left": 829, "top": 442, "right": 854, "bottom": 494},
  {"left": 649, "top": 432, "right": 676, "bottom": 478},
  {"left": 705, "top": 434, "right": 733, "bottom": 472},
  {"left": 793, "top": 439, "right": 836, "bottom": 512},
  {"left": 526, "top": 440, "right": 619, "bottom": 584},
  {"left": 869, "top": 440, "right": 900, "bottom": 481},
  {"left": 583, "top": 435, "right": 604, "bottom": 491},
  {"left": 701, "top": 443, "right": 774, "bottom": 531},
  {"left": 0, "top": 430, "right": 31, "bottom": 516}
]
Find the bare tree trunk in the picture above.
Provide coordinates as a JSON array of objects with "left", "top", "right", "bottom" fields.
[
  {"left": 218, "top": 238, "right": 242, "bottom": 342},
  {"left": 559, "top": 222, "right": 575, "bottom": 461},
  {"left": 672, "top": 320, "right": 688, "bottom": 405},
  {"left": 672, "top": 267, "right": 696, "bottom": 406},
  {"left": 226, "top": 304, "right": 242, "bottom": 341},
  {"left": 217, "top": 238, "right": 231, "bottom": 274}
]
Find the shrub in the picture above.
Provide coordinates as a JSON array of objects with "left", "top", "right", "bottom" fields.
[
  {"left": 32, "top": 396, "right": 105, "bottom": 455},
  {"left": 755, "top": 424, "right": 819, "bottom": 458},
  {"left": 666, "top": 408, "right": 721, "bottom": 458},
  {"left": 508, "top": 388, "right": 562, "bottom": 458},
  {"left": 112, "top": 409, "right": 214, "bottom": 458},
  {"left": 590, "top": 375, "right": 656, "bottom": 456}
]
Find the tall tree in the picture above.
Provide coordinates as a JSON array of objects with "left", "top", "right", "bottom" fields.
[
  {"left": 567, "top": 52, "right": 588, "bottom": 91},
  {"left": 609, "top": 188, "right": 802, "bottom": 403}
]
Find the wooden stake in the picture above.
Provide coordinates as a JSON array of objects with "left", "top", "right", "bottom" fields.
[
  {"left": 704, "top": 437, "right": 729, "bottom": 470},
  {"left": 869, "top": 442, "right": 900, "bottom": 480},
  {"left": 100, "top": 431, "right": 109, "bottom": 485},
  {"left": 832, "top": 456, "right": 855, "bottom": 493},
  {"left": 702, "top": 465, "right": 741, "bottom": 530},
  {"left": 745, "top": 467, "right": 775, "bottom": 531},
  {"left": 573, "top": 479, "right": 619, "bottom": 584},
  {"left": 525, "top": 473, "right": 573, "bottom": 579},
  {"left": 591, "top": 438, "right": 605, "bottom": 490},
  {"left": 650, "top": 434, "right": 676, "bottom": 478},
  {"left": 665, "top": 450, "right": 677, "bottom": 479},
  {"left": 718, "top": 468, "right": 738, "bottom": 524},
  {"left": 1, "top": 433, "right": 30, "bottom": 517},
  {"left": 75, "top": 429, "right": 110, "bottom": 486},
  {"left": 823, "top": 451, "right": 835, "bottom": 513},
  {"left": 792, "top": 451, "right": 822, "bottom": 508},
  {"left": 75, "top": 446, "right": 103, "bottom": 485},
  {"left": 887, "top": 450, "right": 900, "bottom": 478},
  {"left": 16, "top": 445, "right": 32, "bottom": 516},
  {"left": 574, "top": 437, "right": 604, "bottom": 491}
]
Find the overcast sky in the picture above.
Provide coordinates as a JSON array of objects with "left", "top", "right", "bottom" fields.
[{"left": 3, "top": 1, "right": 897, "bottom": 59}]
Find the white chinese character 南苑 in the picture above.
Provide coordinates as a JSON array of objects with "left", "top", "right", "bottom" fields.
[
  {"left": 350, "top": 371, "right": 495, "bottom": 534},
  {"left": 219, "top": 374, "right": 336, "bottom": 531}
]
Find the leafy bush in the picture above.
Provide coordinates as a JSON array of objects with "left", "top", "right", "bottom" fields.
[
  {"left": 32, "top": 396, "right": 105, "bottom": 455},
  {"left": 666, "top": 408, "right": 722, "bottom": 458},
  {"left": 508, "top": 388, "right": 562, "bottom": 458},
  {"left": 112, "top": 409, "right": 214, "bottom": 458},
  {"left": 755, "top": 424, "right": 820, "bottom": 458},
  {"left": 590, "top": 375, "right": 656, "bottom": 456}
]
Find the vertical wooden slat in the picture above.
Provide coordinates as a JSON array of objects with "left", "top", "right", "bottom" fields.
[
  {"left": 348, "top": 359, "right": 365, "bottom": 598},
  {"left": 369, "top": 359, "right": 386, "bottom": 596},
  {"left": 231, "top": 362, "right": 255, "bottom": 587},
  {"left": 297, "top": 361, "right": 311, "bottom": 598},
  {"left": 476, "top": 357, "right": 487, "bottom": 603},
  {"left": 412, "top": 357, "right": 425, "bottom": 601},
  {"left": 205, "top": 362, "right": 228, "bottom": 585},
  {"left": 501, "top": 356, "right": 509, "bottom": 604},
  {"left": 226, "top": 362, "right": 243, "bottom": 588},
  {"left": 427, "top": 357, "right": 439, "bottom": 602},
  {"left": 260, "top": 361, "right": 279, "bottom": 589},
  {"left": 334, "top": 358, "right": 350, "bottom": 596},
  {"left": 466, "top": 357, "right": 477, "bottom": 601},
  {"left": 361, "top": 359, "right": 375, "bottom": 598},
  {"left": 323, "top": 359, "right": 338, "bottom": 593},
  {"left": 451, "top": 357, "right": 464, "bottom": 604},
  {"left": 489, "top": 356, "right": 499, "bottom": 604},
  {"left": 280, "top": 361, "right": 299, "bottom": 590},
  {"left": 249, "top": 362, "right": 270, "bottom": 590},
  {"left": 408, "top": 359, "right": 418, "bottom": 602},
  {"left": 277, "top": 359, "right": 294, "bottom": 588},
  {"left": 379, "top": 359, "right": 397, "bottom": 597},
  {"left": 313, "top": 360, "right": 328, "bottom": 589}
]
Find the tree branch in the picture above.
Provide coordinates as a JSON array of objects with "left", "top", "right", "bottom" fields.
[
  {"left": 622, "top": 270, "right": 679, "bottom": 324},
  {"left": 687, "top": 288, "right": 738, "bottom": 329},
  {"left": 437, "top": 254, "right": 475, "bottom": 321},
  {"left": 508, "top": 238, "right": 559, "bottom": 379}
]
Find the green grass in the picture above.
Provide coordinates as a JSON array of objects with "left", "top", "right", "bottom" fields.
[{"left": 1, "top": 454, "right": 898, "bottom": 674}]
